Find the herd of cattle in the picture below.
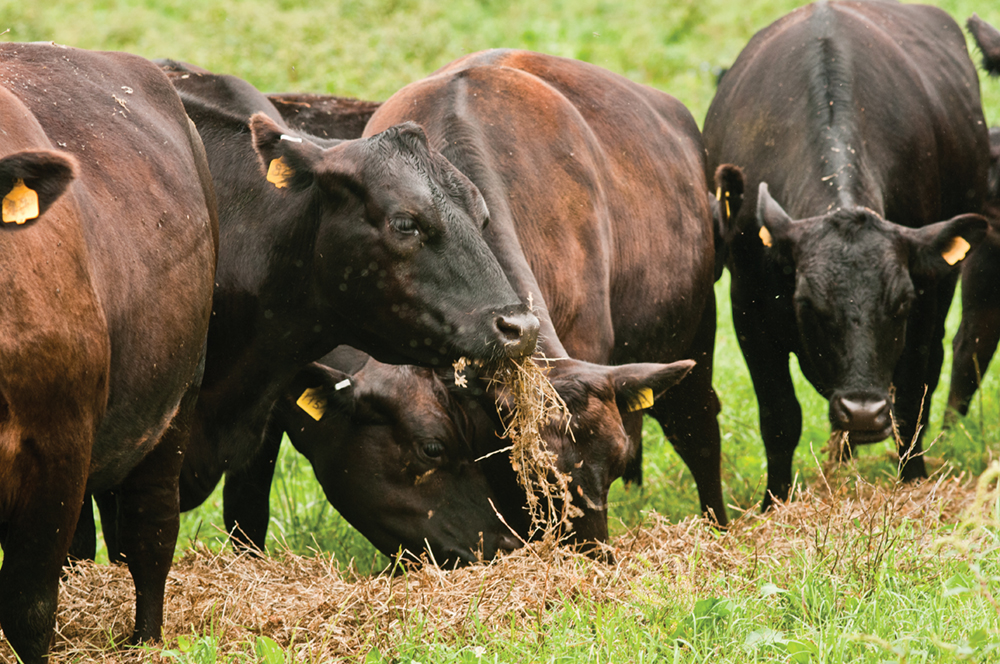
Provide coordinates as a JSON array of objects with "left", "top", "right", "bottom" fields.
[{"left": 2, "top": 1, "right": 1000, "bottom": 661}]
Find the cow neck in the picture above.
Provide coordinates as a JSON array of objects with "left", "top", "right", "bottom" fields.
[{"left": 195, "top": 118, "right": 339, "bottom": 468}]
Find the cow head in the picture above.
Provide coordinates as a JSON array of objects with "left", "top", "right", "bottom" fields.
[
  {"left": 756, "top": 182, "right": 987, "bottom": 441},
  {"left": 249, "top": 114, "right": 539, "bottom": 367},
  {"left": 281, "top": 360, "right": 521, "bottom": 566},
  {"left": 483, "top": 358, "right": 696, "bottom": 547}
]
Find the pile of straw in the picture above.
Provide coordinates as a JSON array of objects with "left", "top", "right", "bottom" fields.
[{"left": 6, "top": 466, "right": 992, "bottom": 663}]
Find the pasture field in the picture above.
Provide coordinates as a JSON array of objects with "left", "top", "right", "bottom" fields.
[{"left": 2, "top": 0, "right": 1000, "bottom": 662}]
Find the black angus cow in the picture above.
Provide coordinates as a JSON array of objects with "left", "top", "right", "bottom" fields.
[
  {"left": 75, "top": 63, "right": 539, "bottom": 566},
  {"left": 703, "top": 1, "right": 990, "bottom": 510},
  {"left": 0, "top": 45, "right": 217, "bottom": 664},
  {"left": 360, "top": 49, "right": 721, "bottom": 544},
  {"left": 948, "top": 14, "right": 1000, "bottom": 420},
  {"left": 226, "top": 347, "right": 523, "bottom": 563}
]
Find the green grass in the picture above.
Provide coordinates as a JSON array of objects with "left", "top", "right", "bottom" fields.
[{"left": 3, "top": 0, "right": 1000, "bottom": 661}]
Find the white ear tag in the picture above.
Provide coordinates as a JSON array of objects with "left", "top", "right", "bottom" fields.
[{"left": 335, "top": 379, "right": 351, "bottom": 391}]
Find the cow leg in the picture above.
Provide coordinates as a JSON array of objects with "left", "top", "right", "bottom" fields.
[
  {"left": 893, "top": 277, "right": 954, "bottom": 482},
  {"left": 650, "top": 296, "right": 727, "bottom": 525},
  {"left": 948, "top": 245, "right": 1000, "bottom": 421},
  {"left": 949, "top": 306, "right": 1000, "bottom": 419},
  {"left": 223, "top": 413, "right": 283, "bottom": 552},
  {"left": 733, "top": 302, "right": 801, "bottom": 510},
  {"left": 945, "top": 260, "right": 1000, "bottom": 423},
  {"left": 68, "top": 492, "right": 97, "bottom": 562},
  {"left": 0, "top": 445, "right": 87, "bottom": 664},
  {"left": 178, "top": 418, "right": 224, "bottom": 513},
  {"left": 116, "top": 381, "right": 200, "bottom": 644}
]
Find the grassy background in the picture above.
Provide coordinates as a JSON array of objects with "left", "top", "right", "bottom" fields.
[{"left": 2, "top": 1, "right": 1000, "bottom": 661}]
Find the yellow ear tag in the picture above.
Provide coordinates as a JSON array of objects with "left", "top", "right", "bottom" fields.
[
  {"left": 759, "top": 226, "right": 773, "bottom": 247},
  {"left": 296, "top": 387, "right": 327, "bottom": 421},
  {"left": 266, "top": 156, "right": 294, "bottom": 189},
  {"left": 2, "top": 179, "right": 40, "bottom": 224},
  {"left": 942, "top": 236, "right": 971, "bottom": 266},
  {"left": 627, "top": 387, "right": 655, "bottom": 413}
]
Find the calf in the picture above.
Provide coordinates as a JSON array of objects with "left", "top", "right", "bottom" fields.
[
  {"left": 0, "top": 44, "right": 217, "bottom": 663},
  {"left": 703, "top": 1, "right": 989, "bottom": 509},
  {"left": 948, "top": 14, "right": 1000, "bottom": 420}
]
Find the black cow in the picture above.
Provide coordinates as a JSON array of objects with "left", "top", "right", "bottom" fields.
[
  {"left": 0, "top": 44, "right": 217, "bottom": 663},
  {"left": 223, "top": 348, "right": 522, "bottom": 564},
  {"left": 948, "top": 14, "right": 1000, "bottom": 420},
  {"left": 703, "top": 1, "right": 990, "bottom": 510},
  {"left": 75, "top": 63, "right": 539, "bottom": 566}
]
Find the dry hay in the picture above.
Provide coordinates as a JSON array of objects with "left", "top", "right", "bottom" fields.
[
  {"left": 487, "top": 357, "right": 580, "bottom": 539},
  {"left": 4, "top": 465, "right": 995, "bottom": 663},
  {"left": 455, "top": 354, "right": 580, "bottom": 540}
]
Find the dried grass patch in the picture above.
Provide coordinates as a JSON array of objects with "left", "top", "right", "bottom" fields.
[{"left": 9, "top": 469, "right": 989, "bottom": 663}]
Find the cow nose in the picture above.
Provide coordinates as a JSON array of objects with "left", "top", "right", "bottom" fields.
[
  {"left": 831, "top": 397, "right": 890, "bottom": 432},
  {"left": 494, "top": 310, "right": 539, "bottom": 358}
]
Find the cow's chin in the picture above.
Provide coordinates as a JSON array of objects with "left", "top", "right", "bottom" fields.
[{"left": 840, "top": 425, "right": 894, "bottom": 445}]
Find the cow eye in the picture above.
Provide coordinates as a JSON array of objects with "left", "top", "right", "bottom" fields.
[
  {"left": 421, "top": 440, "right": 445, "bottom": 459},
  {"left": 390, "top": 216, "right": 420, "bottom": 236},
  {"left": 894, "top": 300, "right": 911, "bottom": 319}
]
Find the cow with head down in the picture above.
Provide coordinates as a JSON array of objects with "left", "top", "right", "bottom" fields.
[
  {"left": 74, "top": 62, "right": 540, "bottom": 566},
  {"left": 947, "top": 14, "right": 1000, "bottom": 422},
  {"left": 224, "top": 347, "right": 523, "bottom": 565},
  {"left": 0, "top": 44, "right": 217, "bottom": 664},
  {"left": 704, "top": 1, "right": 990, "bottom": 510}
]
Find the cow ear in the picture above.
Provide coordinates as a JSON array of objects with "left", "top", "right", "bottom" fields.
[
  {"left": 611, "top": 360, "right": 696, "bottom": 415},
  {"left": 903, "top": 213, "right": 988, "bottom": 277},
  {"left": 967, "top": 14, "right": 1000, "bottom": 75},
  {"left": 249, "top": 112, "right": 325, "bottom": 192},
  {"left": 712, "top": 164, "right": 745, "bottom": 279},
  {"left": 288, "top": 362, "right": 356, "bottom": 423},
  {"left": 0, "top": 150, "right": 76, "bottom": 225}
]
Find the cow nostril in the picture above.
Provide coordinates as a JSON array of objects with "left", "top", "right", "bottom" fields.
[
  {"left": 835, "top": 397, "right": 889, "bottom": 431},
  {"left": 494, "top": 311, "right": 539, "bottom": 357}
]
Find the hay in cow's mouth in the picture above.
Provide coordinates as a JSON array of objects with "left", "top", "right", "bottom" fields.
[{"left": 487, "top": 356, "right": 581, "bottom": 543}]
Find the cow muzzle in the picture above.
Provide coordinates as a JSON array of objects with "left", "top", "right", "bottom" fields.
[
  {"left": 492, "top": 307, "right": 539, "bottom": 359},
  {"left": 829, "top": 395, "right": 892, "bottom": 442}
]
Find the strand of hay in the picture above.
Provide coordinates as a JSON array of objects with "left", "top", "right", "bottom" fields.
[{"left": 487, "top": 356, "right": 581, "bottom": 541}]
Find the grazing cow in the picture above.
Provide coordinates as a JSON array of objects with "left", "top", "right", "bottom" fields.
[
  {"left": 0, "top": 44, "right": 217, "bottom": 663},
  {"left": 703, "top": 1, "right": 990, "bottom": 510},
  {"left": 222, "top": 348, "right": 523, "bottom": 564},
  {"left": 948, "top": 14, "right": 1000, "bottom": 420},
  {"left": 76, "top": 62, "right": 540, "bottom": 564},
  {"left": 361, "top": 49, "right": 722, "bottom": 542}
]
